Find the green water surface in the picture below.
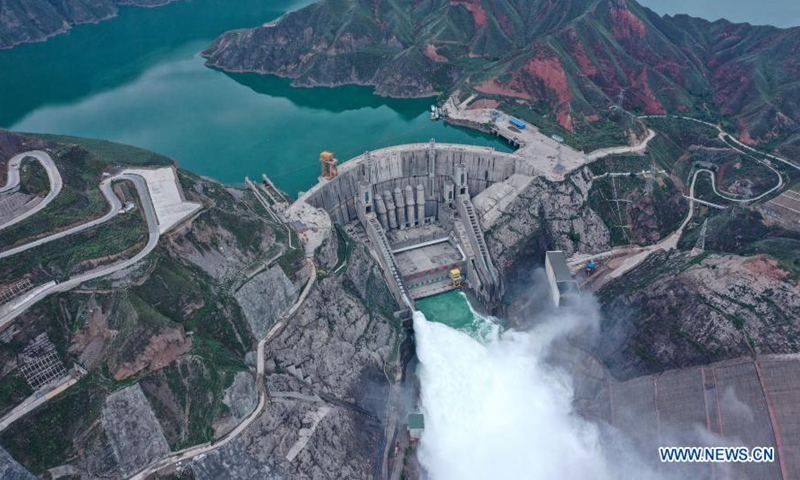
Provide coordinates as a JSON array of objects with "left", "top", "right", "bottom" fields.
[
  {"left": 416, "top": 290, "right": 499, "bottom": 340},
  {"left": 0, "top": 0, "right": 511, "bottom": 196}
]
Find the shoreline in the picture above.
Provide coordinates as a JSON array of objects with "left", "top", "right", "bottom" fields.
[{"left": 0, "top": 0, "right": 181, "bottom": 51}]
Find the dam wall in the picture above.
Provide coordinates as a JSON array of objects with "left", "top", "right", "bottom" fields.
[
  {"left": 298, "top": 142, "right": 537, "bottom": 225},
  {"left": 291, "top": 141, "right": 533, "bottom": 308}
]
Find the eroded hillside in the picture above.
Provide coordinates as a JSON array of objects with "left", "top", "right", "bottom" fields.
[{"left": 202, "top": 0, "right": 800, "bottom": 155}]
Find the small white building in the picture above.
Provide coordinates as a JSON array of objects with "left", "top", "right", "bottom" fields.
[{"left": 545, "top": 251, "right": 580, "bottom": 307}]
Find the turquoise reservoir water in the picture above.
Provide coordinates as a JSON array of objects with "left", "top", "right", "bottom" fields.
[{"left": 0, "top": 0, "right": 510, "bottom": 196}]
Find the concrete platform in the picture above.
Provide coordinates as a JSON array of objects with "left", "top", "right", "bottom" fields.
[
  {"left": 442, "top": 98, "right": 586, "bottom": 181},
  {"left": 124, "top": 167, "right": 202, "bottom": 234},
  {"left": 395, "top": 242, "right": 462, "bottom": 279},
  {"left": 472, "top": 173, "right": 534, "bottom": 229},
  {"left": 408, "top": 282, "right": 459, "bottom": 300},
  {"left": 387, "top": 224, "right": 448, "bottom": 249}
]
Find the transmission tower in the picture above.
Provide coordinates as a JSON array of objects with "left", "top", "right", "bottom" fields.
[{"left": 691, "top": 219, "right": 708, "bottom": 256}]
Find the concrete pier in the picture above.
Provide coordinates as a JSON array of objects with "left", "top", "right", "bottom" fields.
[
  {"left": 393, "top": 187, "right": 406, "bottom": 229},
  {"left": 385, "top": 192, "right": 398, "bottom": 230},
  {"left": 416, "top": 185, "right": 425, "bottom": 225},
  {"left": 404, "top": 185, "right": 416, "bottom": 227},
  {"left": 375, "top": 194, "right": 388, "bottom": 230}
]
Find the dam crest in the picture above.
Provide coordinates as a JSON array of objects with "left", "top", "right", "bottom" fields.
[{"left": 281, "top": 139, "right": 554, "bottom": 312}]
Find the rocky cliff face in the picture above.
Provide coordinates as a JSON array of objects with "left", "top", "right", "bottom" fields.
[
  {"left": 190, "top": 238, "right": 401, "bottom": 479},
  {"left": 0, "top": 130, "right": 404, "bottom": 478},
  {"left": 0, "top": 447, "right": 33, "bottom": 480},
  {"left": 485, "top": 168, "right": 612, "bottom": 306},
  {"left": 0, "top": 0, "right": 181, "bottom": 50},
  {"left": 203, "top": 0, "right": 800, "bottom": 152},
  {"left": 102, "top": 384, "right": 171, "bottom": 477},
  {"left": 589, "top": 205, "right": 800, "bottom": 381}
]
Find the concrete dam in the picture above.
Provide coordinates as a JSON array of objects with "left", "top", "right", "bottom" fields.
[{"left": 288, "top": 140, "right": 545, "bottom": 310}]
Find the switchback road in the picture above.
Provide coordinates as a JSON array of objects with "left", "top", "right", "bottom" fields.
[{"left": 0, "top": 151, "right": 63, "bottom": 230}]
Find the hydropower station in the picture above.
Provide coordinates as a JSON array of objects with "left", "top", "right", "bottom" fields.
[{"left": 285, "top": 139, "right": 550, "bottom": 311}]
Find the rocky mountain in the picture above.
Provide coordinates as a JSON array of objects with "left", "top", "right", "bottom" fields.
[
  {"left": 202, "top": 0, "right": 800, "bottom": 155},
  {"left": 0, "top": 0, "right": 181, "bottom": 49},
  {"left": 0, "top": 130, "right": 403, "bottom": 478},
  {"left": 593, "top": 210, "right": 800, "bottom": 380}
]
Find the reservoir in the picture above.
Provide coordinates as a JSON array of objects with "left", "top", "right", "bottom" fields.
[{"left": 0, "top": 0, "right": 510, "bottom": 197}]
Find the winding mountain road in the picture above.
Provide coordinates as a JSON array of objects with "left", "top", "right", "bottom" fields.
[
  {"left": 0, "top": 151, "right": 63, "bottom": 230},
  {"left": 130, "top": 261, "right": 317, "bottom": 480},
  {"left": 640, "top": 115, "right": 799, "bottom": 173},
  {"left": 0, "top": 177, "right": 125, "bottom": 259},
  {"left": 572, "top": 116, "right": 799, "bottom": 283},
  {"left": 0, "top": 173, "right": 159, "bottom": 330},
  {"left": 586, "top": 128, "right": 656, "bottom": 161},
  {"left": 694, "top": 167, "right": 783, "bottom": 204},
  {"left": 570, "top": 168, "right": 700, "bottom": 284}
]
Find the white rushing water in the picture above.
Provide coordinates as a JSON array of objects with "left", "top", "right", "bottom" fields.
[{"left": 413, "top": 302, "right": 661, "bottom": 480}]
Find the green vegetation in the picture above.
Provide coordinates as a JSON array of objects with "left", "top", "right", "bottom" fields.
[
  {"left": 588, "top": 155, "right": 650, "bottom": 176},
  {"left": 0, "top": 206, "right": 147, "bottom": 285},
  {"left": 133, "top": 252, "right": 254, "bottom": 357},
  {"left": 679, "top": 210, "right": 800, "bottom": 279},
  {"left": 0, "top": 133, "right": 170, "bottom": 247},
  {"left": 751, "top": 238, "right": 800, "bottom": 279},
  {"left": 0, "top": 371, "right": 33, "bottom": 416},
  {"left": 31, "top": 133, "right": 172, "bottom": 167},
  {"left": 278, "top": 245, "right": 306, "bottom": 279},
  {"left": 587, "top": 173, "right": 685, "bottom": 247},
  {"left": 143, "top": 337, "right": 246, "bottom": 450},
  {"left": 330, "top": 223, "right": 355, "bottom": 274},
  {"left": 0, "top": 373, "right": 111, "bottom": 474},
  {"left": 17, "top": 158, "right": 49, "bottom": 196}
]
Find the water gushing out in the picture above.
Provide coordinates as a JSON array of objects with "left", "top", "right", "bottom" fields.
[{"left": 413, "top": 293, "right": 662, "bottom": 480}]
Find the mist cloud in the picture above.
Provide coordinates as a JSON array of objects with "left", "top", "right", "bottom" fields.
[{"left": 413, "top": 289, "right": 664, "bottom": 480}]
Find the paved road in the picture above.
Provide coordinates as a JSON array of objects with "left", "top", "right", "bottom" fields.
[
  {"left": 572, "top": 169, "right": 700, "bottom": 286},
  {"left": 130, "top": 261, "right": 318, "bottom": 480},
  {"left": 694, "top": 167, "right": 783, "bottom": 204},
  {"left": 0, "top": 374, "right": 79, "bottom": 432},
  {"left": 0, "top": 176, "right": 125, "bottom": 259},
  {"left": 586, "top": 128, "right": 656, "bottom": 160},
  {"left": 573, "top": 115, "right": 798, "bottom": 283},
  {"left": 0, "top": 173, "right": 159, "bottom": 330},
  {"left": 640, "top": 115, "right": 800, "bottom": 173},
  {"left": 0, "top": 151, "right": 63, "bottom": 230}
]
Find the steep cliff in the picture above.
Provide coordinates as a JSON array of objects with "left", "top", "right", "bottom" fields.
[
  {"left": 190, "top": 232, "right": 402, "bottom": 479},
  {"left": 484, "top": 168, "right": 612, "bottom": 308},
  {"left": 0, "top": 0, "right": 182, "bottom": 50}
]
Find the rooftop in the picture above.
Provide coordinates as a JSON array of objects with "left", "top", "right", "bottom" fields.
[
  {"left": 408, "top": 413, "right": 424, "bottom": 429},
  {"left": 395, "top": 242, "right": 463, "bottom": 277},
  {"left": 546, "top": 251, "right": 573, "bottom": 282}
]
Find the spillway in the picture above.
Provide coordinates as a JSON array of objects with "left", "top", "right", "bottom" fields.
[{"left": 412, "top": 294, "right": 661, "bottom": 480}]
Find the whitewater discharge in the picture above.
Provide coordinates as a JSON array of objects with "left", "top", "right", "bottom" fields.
[{"left": 413, "top": 303, "right": 662, "bottom": 480}]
